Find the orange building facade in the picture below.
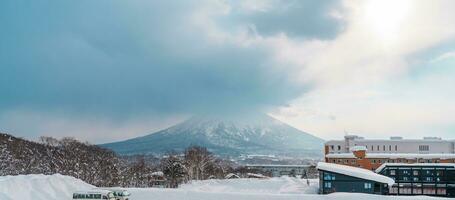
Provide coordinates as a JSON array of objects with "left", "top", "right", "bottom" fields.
[{"left": 325, "top": 147, "right": 455, "bottom": 170}]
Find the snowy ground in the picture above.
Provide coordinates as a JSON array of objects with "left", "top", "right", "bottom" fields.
[{"left": 0, "top": 174, "right": 451, "bottom": 200}]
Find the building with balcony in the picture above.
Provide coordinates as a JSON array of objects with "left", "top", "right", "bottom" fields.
[{"left": 376, "top": 163, "right": 455, "bottom": 197}]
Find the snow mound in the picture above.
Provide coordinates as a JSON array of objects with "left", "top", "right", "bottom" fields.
[
  {"left": 0, "top": 174, "right": 95, "bottom": 200},
  {"left": 0, "top": 174, "right": 452, "bottom": 200},
  {"left": 179, "top": 177, "right": 319, "bottom": 194}
]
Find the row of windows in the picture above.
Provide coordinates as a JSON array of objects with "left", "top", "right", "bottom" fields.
[
  {"left": 367, "top": 145, "right": 398, "bottom": 152},
  {"left": 329, "top": 144, "right": 433, "bottom": 152},
  {"left": 390, "top": 186, "right": 447, "bottom": 195},
  {"left": 389, "top": 169, "right": 445, "bottom": 176},
  {"left": 392, "top": 176, "right": 444, "bottom": 182},
  {"left": 419, "top": 145, "right": 430, "bottom": 151},
  {"left": 329, "top": 145, "right": 400, "bottom": 152},
  {"left": 324, "top": 182, "right": 372, "bottom": 190}
]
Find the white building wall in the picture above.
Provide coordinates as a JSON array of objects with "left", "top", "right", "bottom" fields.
[{"left": 325, "top": 135, "right": 455, "bottom": 154}]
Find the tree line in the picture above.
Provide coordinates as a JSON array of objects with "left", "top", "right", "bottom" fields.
[{"left": 0, "top": 133, "right": 257, "bottom": 188}]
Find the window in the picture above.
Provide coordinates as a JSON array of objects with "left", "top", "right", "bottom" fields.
[
  {"left": 395, "top": 145, "right": 397, "bottom": 151},
  {"left": 390, "top": 170, "right": 396, "bottom": 175},
  {"left": 364, "top": 182, "right": 372, "bottom": 189},
  {"left": 389, "top": 145, "right": 391, "bottom": 151},
  {"left": 324, "top": 182, "right": 332, "bottom": 188},
  {"left": 399, "top": 187, "right": 412, "bottom": 194},
  {"left": 324, "top": 172, "right": 336, "bottom": 181},
  {"left": 377, "top": 145, "right": 380, "bottom": 151},
  {"left": 383, "top": 145, "right": 385, "bottom": 151},
  {"left": 437, "top": 188, "right": 447, "bottom": 195},
  {"left": 436, "top": 170, "right": 444, "bottom": 176},
  {"left": 330, "top": 145, "right": 334, "bottom": 150},
  {"left": 413, "top": 170, "right": 419, "bottom": 176},
  {"left": 337, "top": 145, "right": 341, "bottom": 151},
  {"left": 419, "top": 145, "right": 429, "bottom": 151},
  {"left": 413, "top": 184, "right": 422, "bottom": 194},
  {"left": 371, "top": 146, "right": 374, "bottom": 151}
]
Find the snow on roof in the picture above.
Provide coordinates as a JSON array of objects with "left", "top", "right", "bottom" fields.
[
  {"left": 246, "top": 173, "right": 269, "bottom": 179},
  {"left": 225, "top": 173, "right": 240, "bottom": 179},
  {"left": 349, "top": 146, "right": 367, "bottom": 152},
  {"left": 151, "top": 171, "right": 164, "bottom": 177},
  {"left": 375, "top": 163, "right": 455, "bottom": 173},
  {"left": 317, "top": 162, "right": 395, "bottom": 185},
  {"left": 326, "top": 153, "right": 455, "bottom": 159},
  {"left": 74, "top": 189, "right": 113, "bottom": 195}
]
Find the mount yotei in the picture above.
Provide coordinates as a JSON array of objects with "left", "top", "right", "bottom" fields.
[{"left": 101, "top": 114, "right": 324, "bottom": 157}]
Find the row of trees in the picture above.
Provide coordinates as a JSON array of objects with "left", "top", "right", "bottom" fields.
[{"left": 0, "top": 133, "right": 245, "bottom": 188}]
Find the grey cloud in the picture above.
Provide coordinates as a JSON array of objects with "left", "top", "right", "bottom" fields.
[{"left": 0, "top": 0, "right": 342, "bottom": 120}]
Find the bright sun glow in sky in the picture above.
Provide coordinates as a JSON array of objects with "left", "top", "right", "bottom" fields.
[{"left": 364, "top": 0, "right": 411, "bottom": 44}]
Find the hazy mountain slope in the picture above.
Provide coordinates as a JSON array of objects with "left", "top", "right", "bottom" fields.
[{"left": 101, "top": 114, "right": 324, "bottom": 157}]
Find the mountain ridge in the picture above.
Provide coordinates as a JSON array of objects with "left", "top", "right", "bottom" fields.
[{"left": 101, "top": 114, "right": 324, "bottom": 157}]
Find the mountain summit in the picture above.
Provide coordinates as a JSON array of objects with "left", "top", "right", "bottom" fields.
[{"left": 101, "top": 114, "right": 324, "bottom": 157}]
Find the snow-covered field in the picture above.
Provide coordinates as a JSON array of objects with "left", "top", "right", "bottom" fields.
[{"left": 0, "top": 174, "right": 451, "bottom": 200}]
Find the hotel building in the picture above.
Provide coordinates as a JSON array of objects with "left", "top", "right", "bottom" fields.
[{"left": 324, "top": 135, "right": 455, "bottom": 170}]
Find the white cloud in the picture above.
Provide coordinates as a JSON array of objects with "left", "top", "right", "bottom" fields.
[
  {"left": 431, "top": 51, "right": 455, "bottom": 63},
  {"left": 268, "top": 0, "right": 455, "bottom": 139}
]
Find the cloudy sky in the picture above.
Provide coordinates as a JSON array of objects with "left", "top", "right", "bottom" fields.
[{"left": 1, "top": 0, "right": 455, "bottom": 143}]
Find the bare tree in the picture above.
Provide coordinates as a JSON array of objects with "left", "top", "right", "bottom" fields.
[{"left": 184, "top": 146, "right": 215, "bottom": 180}]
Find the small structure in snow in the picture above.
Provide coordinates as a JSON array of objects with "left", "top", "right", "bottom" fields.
[
  {"left": 151, "top": 171, "right": 164, "bottom": 177},
  {"left": 148, "top": 171, "right": 167, "bottom": 188},
  {"left": 225, "top": 173, "right": 240, "bottom": 179}
]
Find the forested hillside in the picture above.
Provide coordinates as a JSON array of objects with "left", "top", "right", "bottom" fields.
[{"left": 0, "top": 133, "right": 243, "bottom": 187}]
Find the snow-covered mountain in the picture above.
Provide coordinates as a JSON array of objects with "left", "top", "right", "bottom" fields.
[{"left": 101, "top": 114, "right": 324, "bottom": 157}]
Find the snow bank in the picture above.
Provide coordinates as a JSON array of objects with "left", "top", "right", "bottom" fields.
[
  {"left": 128, "top": 189, "right": 451, "bottom": 200},
  {"left": 179, "top": 177, "right": 318, "bottom": 194},
  {"left": 0, "top": 174, "right": 452, "bottom": 200},
  {"left": 0, "top": 174, "right": 94, "bottom": 200},
  {"left": 317, "top": 162, "right": 395, "bottom": 185}
]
